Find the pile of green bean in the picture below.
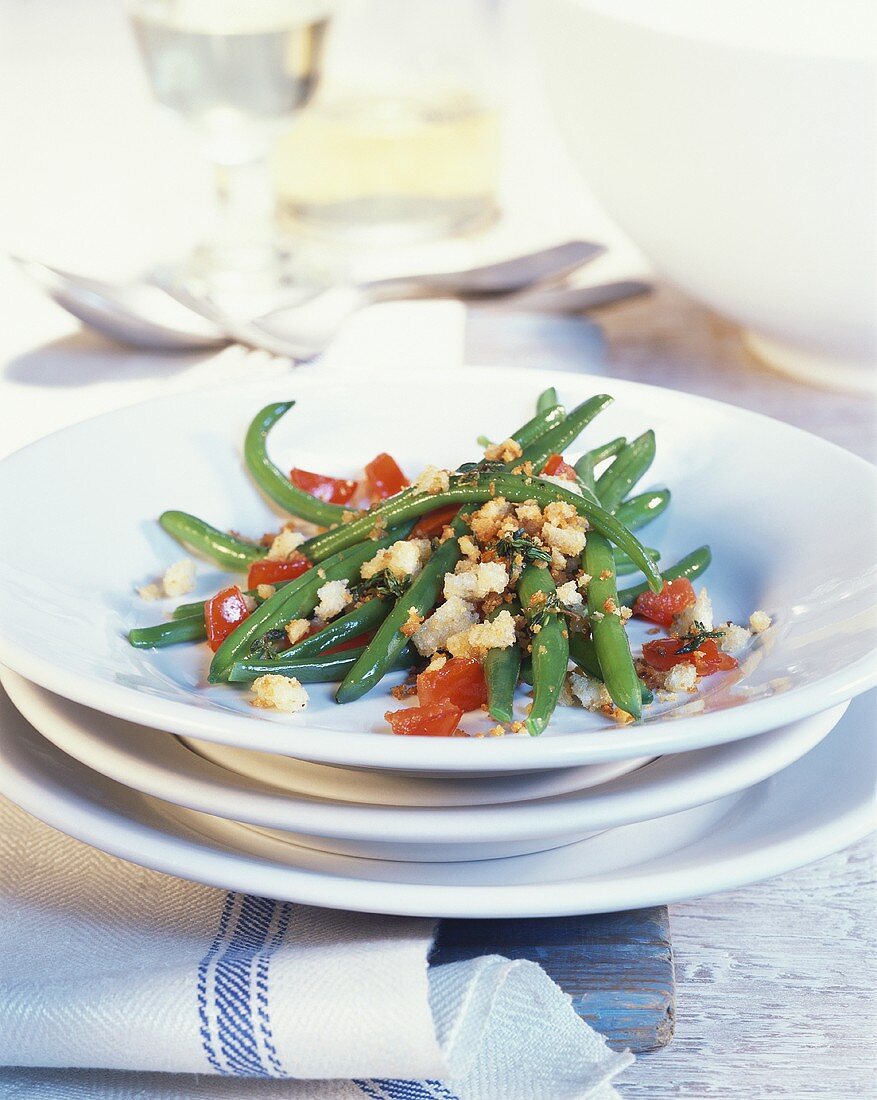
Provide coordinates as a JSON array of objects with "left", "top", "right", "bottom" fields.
[{"left": 130, "top": 388, "right": 712, "bottom": 733}]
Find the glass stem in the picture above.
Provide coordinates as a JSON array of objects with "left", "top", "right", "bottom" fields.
[{"left": 210, "top": 157, "right": 275, "bottom": 253}]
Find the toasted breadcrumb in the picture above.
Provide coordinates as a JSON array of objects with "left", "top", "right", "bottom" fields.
[
  {"left": 458, "top": 535, "right": 480, "bottom": 561},
  {"left": 443, "top": 560, "right": 509, "bottom": 601},
  {"left": 138, "top": 559, "right": 196, "bottom": 600},
  {"left": 250, "top": 675, "right": 309, "bottom": 713},
  {"left": 717, "top": 622, "right": 751, "bottom": 655},
  {"left": 412, "top": 597, "right": 478, "bottom": 656},
  {"left": 284, "top": 618, "right": 310, "bottom": 646},
  {"left": 137, "top": 583, "right": 163, "bottom": 602},
  {"left": 555, "top": 580, "right": 584, "bottom": 609},
  {"left": 314, "top": 579, "right": 352, "bottom": 621},
  {"left": 267, "top": 529, "right": 306, "bottom": 561},
  {"left": 673, "top": 586, "right": 713, "bottom": 636},
  {"left": 514, "top": 501, "right": 543, "bottom": 535},
  {"left": 361, "top": 539, "right": 432, "bottom": 582},
  {"left": 256, "top": 584, "right": 276, "bottom": 601},
  {"left": 445, "top": 609, "right": 516, "bottom": 659},
  {"left": 390, "top": 682, "right": 418, "bottom": 700},
  {"left": 489, "top": 724, "right": 506, "bottom": 737},
  {"left": 484, "top": 438, "right": 522, "bottom": 463},
  {"left": 665, "top": 663, "right": 698, "bottom": 693},
  {"left": 749, "top": 610, "right": 772, "bottom": 634},
  {"left": 413, "top": 465, "right": 450, "bottom": 495},
  {"left": 400, "top": 606, "right": 424, "bottom": 637},
  {"left": 568, "top": 671, "right": 613, "bottom": 711},
  {"left": 470, "top": 498, "right": 513, "bottom": 543}
]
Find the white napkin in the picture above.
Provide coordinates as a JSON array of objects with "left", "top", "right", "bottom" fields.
[{"left": 0, "top": 794, "right": 632, "bottom": 1099}]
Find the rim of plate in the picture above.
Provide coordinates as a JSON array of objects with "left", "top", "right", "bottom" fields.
[
  {"left": 0, "top": 682, "right": 873, "bottom": 918},
  {"left": 1, "top": 668, "right": 844, "bottom": 841},
  {"left": 0, "top": 368, "right": 874, "bottom": 771}
]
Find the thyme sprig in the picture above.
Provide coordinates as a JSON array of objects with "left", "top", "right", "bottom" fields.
[
  {"left": 493, "top": 527, "right": 552, "bottom": 566},
  {"left": 350, "top": 570, "right": 408, "bottom": 602},
  {"left": 676, "top": 620, "right": 725, "bottom": 654},
  {"left": 251, "top": 628, "right": 288, "bottom": 660}
]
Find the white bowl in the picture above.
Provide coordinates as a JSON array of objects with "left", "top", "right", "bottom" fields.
[
  {"left": 0, "top": 368, "right": 874, "bottom": 773},
  {"left": 0, "top": 670, "right": 847, "bottom": 862},
  {"left": 531, "top": 0, "right": 877, "bottom": 390}
]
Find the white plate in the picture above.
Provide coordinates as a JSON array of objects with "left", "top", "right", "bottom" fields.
[
  {"left": 0, "top": 369, "right": 874, "bottom": 773},
  {"left": 0, "top": 683, "right": 873, "bottom": 916},
  {"left": 1, "top": 668, "right": 841, "bottom": 861}
]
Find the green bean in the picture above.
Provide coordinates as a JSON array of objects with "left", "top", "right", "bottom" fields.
[
  {"left": 300, "top": 473, "right": 661, "bottom": 590},
  {"left": 279, "top": 598, "right": 391, "bottom": 661},
  {"left": 159, "top": 511, "right": 264, "bottom": 571},
  {"left": 511, "top": 403, "right": 565, "bottom": 448},
  {"left": 128, "top": 614, "right": 206, "bottom": 649},
  {"left": 574, "top": 436, "right": 627, "bottom": 491},
  {"left": 335, "top": 516, "right": 468, "bottom": 704},
  {"left": 228, "top": 645, "right": 414, "bottom": 684},
  {"left": 536, "top": 386, "right": 558, "bottom": 413},
  {"left": 171, "top": 578, "right": 299, "bottom": 620},
  {"left": 519, "top": 395, "right": 612, "bottom": 470},
  {"left": 518, "top": 565, "right": 568, "bottom": 736},
  {"left": 614, "top": 490, "right": 670, "bottom": 529},
  {"left": 584, "top": 532, "right": 641, "bottom": 719},
  {"left": 568, "top": 631, "right": 652, "bottom": 704},
  {"left": 614, "top": 546, "right": 660, "bottom": 575},
  {"left": 618, "top": 546, "right": 713, "bottom": 606},
  {"left": 483, "top": 598, "right": 522, "bottom": 724},
  {"left": 595, "top": 430, "right": 656, "bottom": 512},
  {"left": 208, "top": 528, "right": 411, "bottom": 683},
  {"left": 518, "top": 654, "right": 534, "bottom": 685},
  {"left": 244, "top": 402, "right": 360, "bottom": 525}
]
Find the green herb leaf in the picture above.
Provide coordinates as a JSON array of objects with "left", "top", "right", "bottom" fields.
[
  {"left": 351, "top": 570, "right": 408, "bottom": 602},
  {"left": 493, "top": 527, "right": 552, "bottom": 566},
  {"left": 676, "top": 620, "right": 725, "bottom": 655}
]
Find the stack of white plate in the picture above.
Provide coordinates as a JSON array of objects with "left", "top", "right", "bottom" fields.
[{"left": 0, "top": 369, "right": 874, "bottom": 918}]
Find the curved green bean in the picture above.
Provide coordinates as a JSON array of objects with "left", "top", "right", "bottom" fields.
[
  {"left": 584, "top": 532, "right": 641, "bottom": 719},
  {"left": 159, "top": 511, "right": 264, "bottom": 571},
  {"left": 128, "top": 614, "right": 206, "bottom": 649},
  {"left": 244, "top": 402, "right": 360, "bottom": 525},
  {"left": 208, "top": 528, "right": 411, "bottom": 683},
  {"left": 519, "top": 395, "right": 612, "bottom": 471},
  {"left": 568, "top": 631, "right": 652, "bottom": 704},
  {"left": 299, "top": 473, "right": 662, "bottom": 591},
  {"left": 280, "top": 597, "right": 390, "bottom": 661},
  {"left": 536, "top": 386, "right": 558, "bottom": 413},
  {"left": 518, "top": 565, "right": 568, "bottom": 736},
  {"left": 335, "top": 516, "right": 468, "bottom": 704},
  {"left": 574, "top": 436, "right": 627, "bottom": 491},
  {"left": 483, "top": 598, "right": 522, "bottom": 724},
  {"left": 595, "top": 431, "right": 656, "bottom": 512},
  {"left": 228, "top": 645, "right": 414, "bottom": 684},
  {"left": 614, "top": 489, "right": 670, "bottom": 530},
  {"left": 618, "top": 546, "right": 712, "bottom": 606}
]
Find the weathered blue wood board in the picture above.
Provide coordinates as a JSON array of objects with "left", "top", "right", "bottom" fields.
[{"left": 431, "top": 906, "right": 674, "bottom": 1053}]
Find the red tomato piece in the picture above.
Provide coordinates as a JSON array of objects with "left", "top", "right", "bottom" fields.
[
  {"left": 204, "top": 586, "right": 251, "bottom": 652},
  {"left": 411, "top": 504, "right": 460, "bottom": 539},
  {"left": 633, "top": 577, "right": 696, "bottom": 627},
  {"left": 385, "top": 701, "right": 463, "bottom": 737},
  {"left": 642, "top": 636, "right": 737, "bottom": 675},
  {"left": 290, "top": 466, "right": 358, "bottom": 505},
  {"left": 247, "top": 555, "right": 312, "bottom": 589},
  {"left": 365, "top": 452, "right": 409, "bottom": 501},
  {"left": 417, "top": 657, "right": 488, "bottom": 712},
  {"left": 324, "top": 630, "right": 376, "bottom": 655},
  {"left": 542, "top": 453, "right": 578, "bottom": 481}
]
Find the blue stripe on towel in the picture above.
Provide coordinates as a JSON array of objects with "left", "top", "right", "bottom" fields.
[
  {"left": 198, "top": 893, "right": 294, "bottom": 1077},
  {"left": 355, "top": 1081, "right": 460, "bottom": 1100}
]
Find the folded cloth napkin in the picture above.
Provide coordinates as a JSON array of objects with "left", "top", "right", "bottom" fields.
[{"left": 0, "top": 793, "right": 631, "bottom": 1099}]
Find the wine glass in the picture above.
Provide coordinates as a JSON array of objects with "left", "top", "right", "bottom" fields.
[{"left": 128, "top": 0, "right": 332, "bottom": 290}]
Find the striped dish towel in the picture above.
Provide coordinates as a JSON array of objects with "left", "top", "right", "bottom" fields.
[{"left": 0, "top": 794, "right": 631, "bottom": 1099}]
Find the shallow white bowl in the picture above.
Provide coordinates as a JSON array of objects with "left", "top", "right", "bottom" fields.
[
  {"left": 531, "top": 0, "right": 877, "bottom": 389},
  {"left": 0, "top": 368, "right": 874, "bottom": 773},
  {"left": 2, "top": 669, "right": 842, "bottom": 862},
  {"left": 0, "top": 681, "right": 872, "bottom": 915}
]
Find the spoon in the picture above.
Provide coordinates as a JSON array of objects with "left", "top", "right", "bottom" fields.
[{"left": 13, "top": 241, "right": 605, "bottom": 354}]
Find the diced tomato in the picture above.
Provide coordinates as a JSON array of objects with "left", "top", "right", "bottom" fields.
[
  {"left": 324, "top": 630, "right": 376, "bottom": 655},
  {"left": 642, "top": 636, "right": 737, "bottom": 675},
  {"left": 633, "top": 578, "right": 696, "bottom": 628},
  {"left": 204, "top": 586, "right": 251, "bottom": 651},
  {"left": 542, "top": 453, "right": 578, "bottom": 481},
  {"left": 290, "top": 466, "right": 358, "bottom": 505},
  {"left": 385, "top": 701, "right": 463, "bottom": 737},
  {"left": 365, "top": 452, "right": 409, "bottom": 501},
  {"left": 411, "top": 504, "right": 459, "bottom": 539},
  {"left": 417, "top": 657, "right": 488, "bottom": 712},
  {"left": 247, "top": 555, "right": 312, "bottom": 589}
]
